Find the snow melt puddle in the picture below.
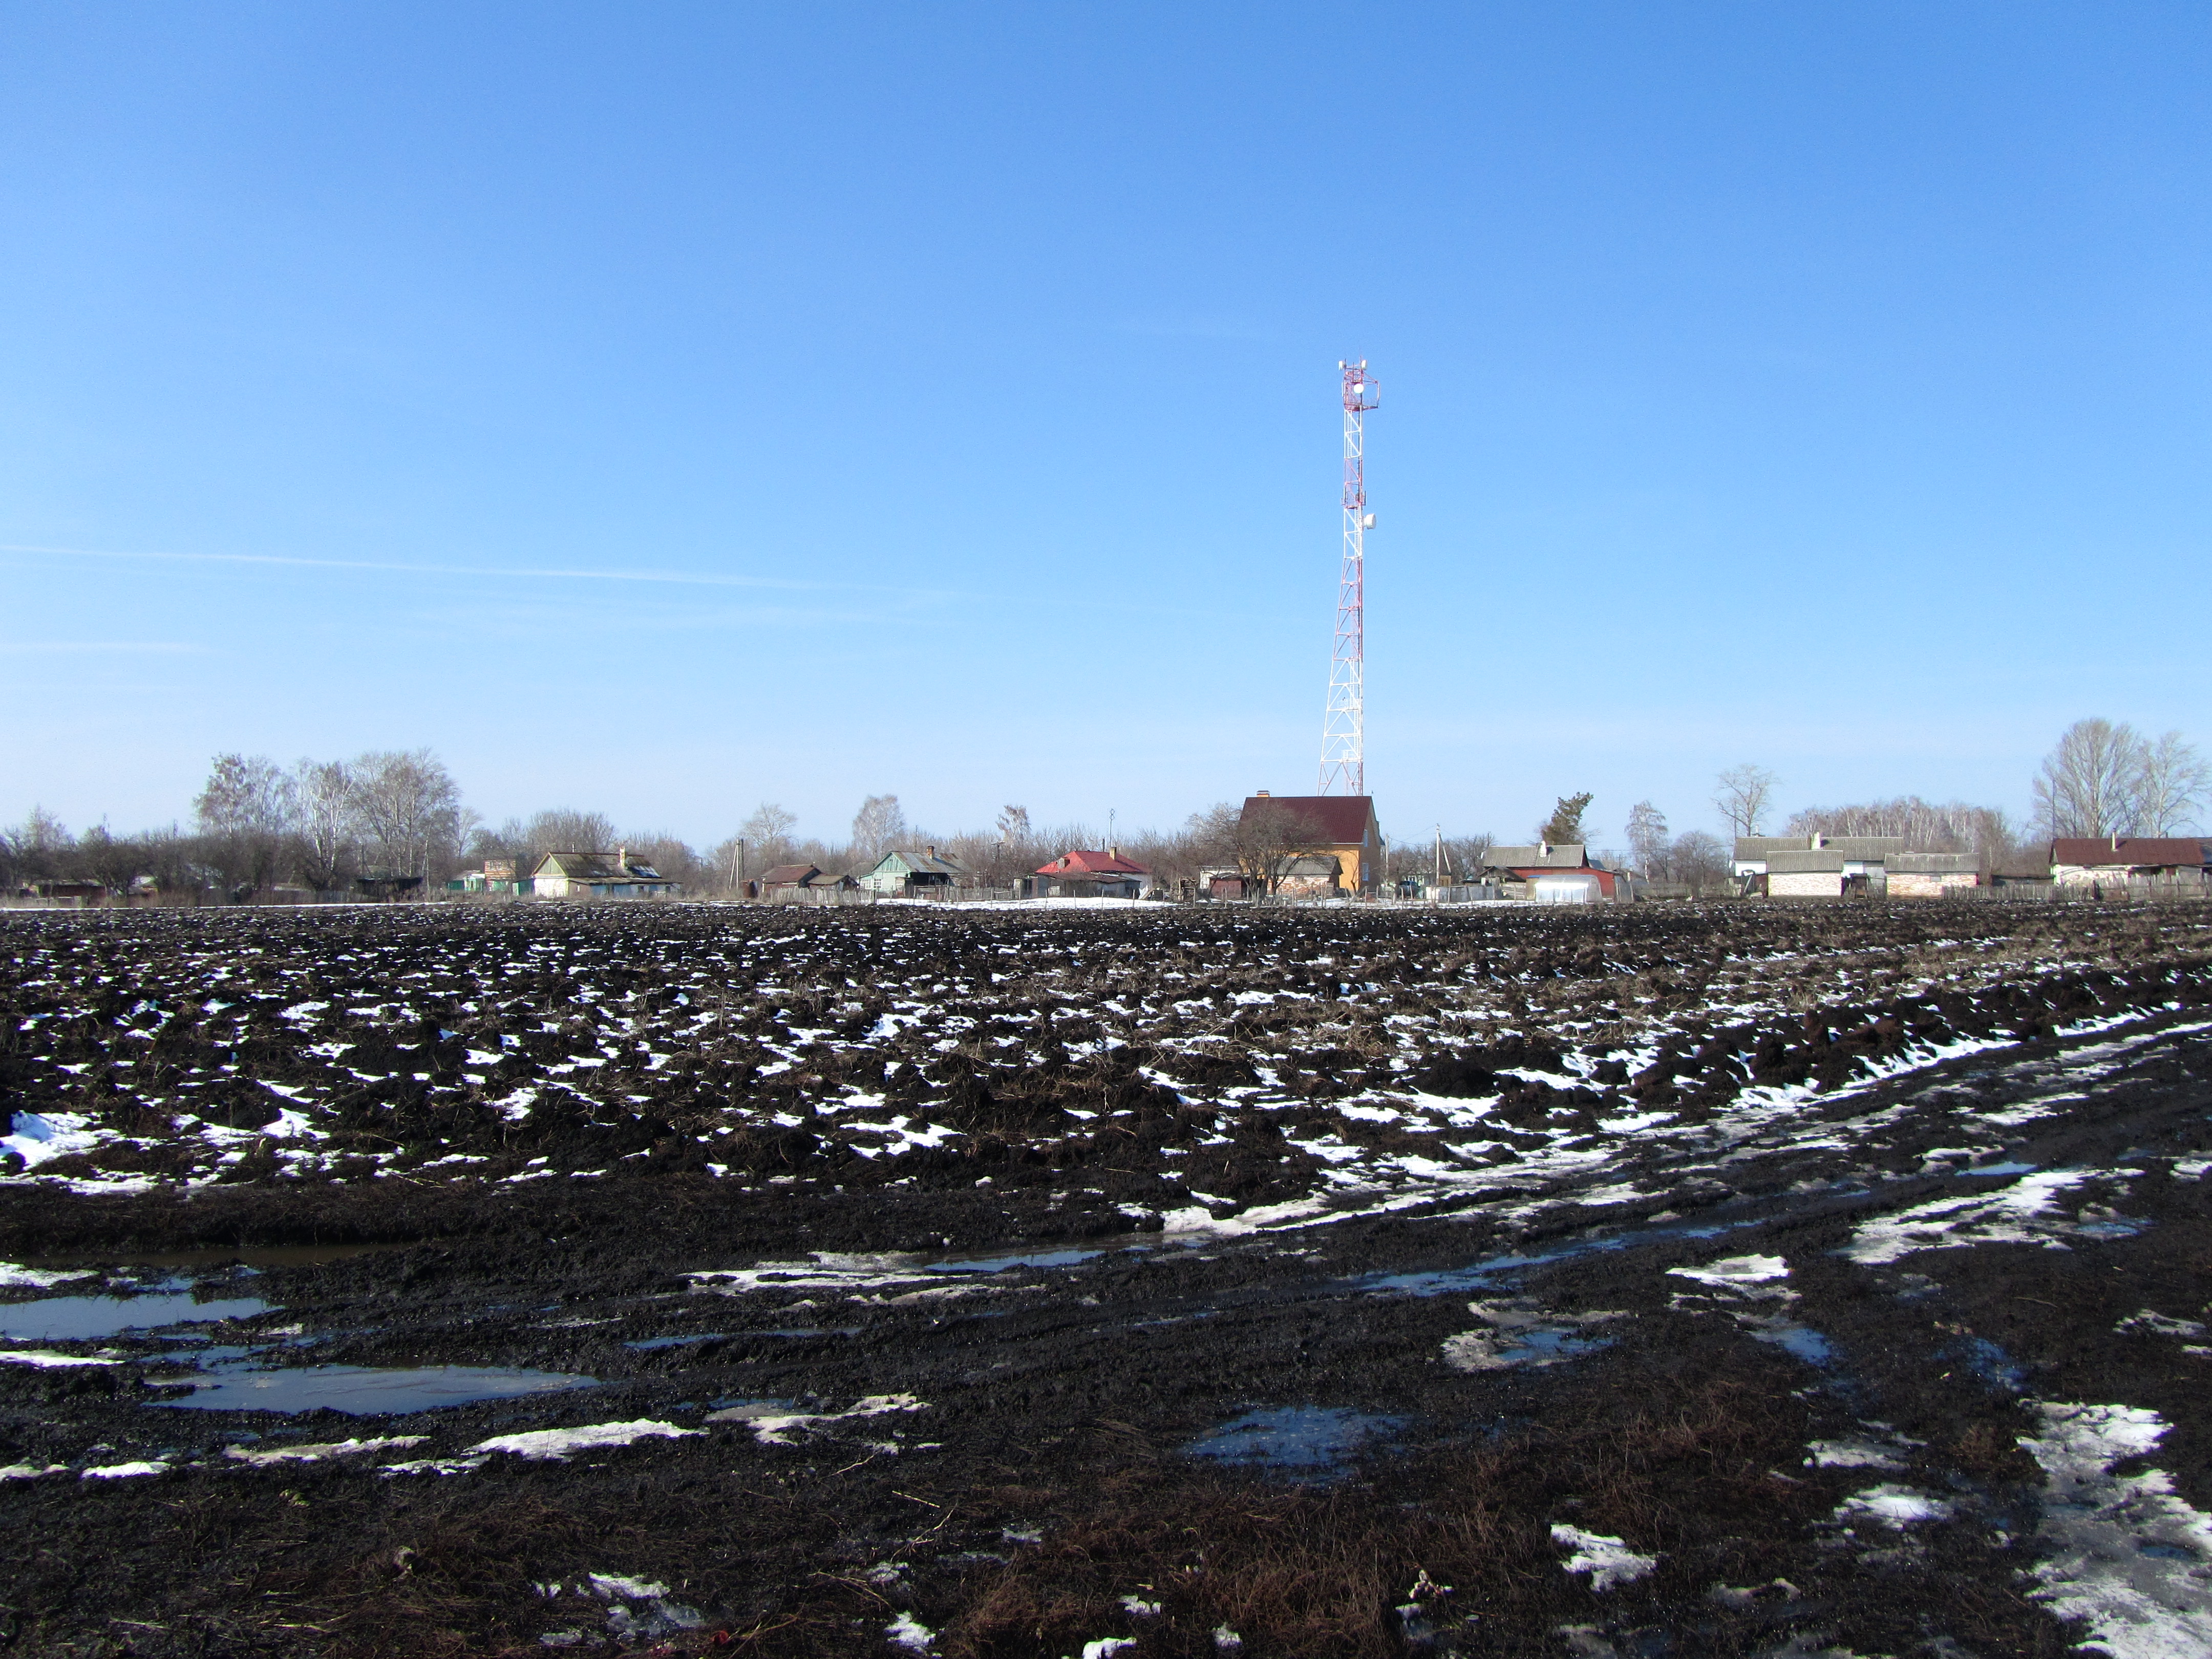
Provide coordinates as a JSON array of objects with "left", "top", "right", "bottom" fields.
[
  {"left": 1355, "top": 1216, "right": 1761, "bottom": 1299},
  {"left": 1841, "top": 1168, "right": 2145, "bottom": 1264},
  {"left": 2020, "top": 1402, "right": 2212, "bottom": 1658},
  {"left": 1550, "top": 1524, "right": 1655, "bottom": 1591},
  {"left": 0, "top": 1293, "right": 270, "bottom": 1342},
  {"left": 1186, "top": 1406, "right": 1405, "bottom": 1478},
  {"left": 1442, "top": 1300, "right": 1622, "bottom": 1372},
  {"left": 153, "top": 1363, "right": 594, "bottom": 1414},
  {"left": 1667, "top": 1254, "right": 1836, "bottom": 1366}
]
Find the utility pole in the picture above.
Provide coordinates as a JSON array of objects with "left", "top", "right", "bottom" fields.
[{"left": 1320, "top": 360, "right": 1378, "bottom": 796}]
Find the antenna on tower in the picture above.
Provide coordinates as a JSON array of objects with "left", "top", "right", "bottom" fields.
[{"left": 1320, "top": 359, "right": 1377, "bottom": 796}]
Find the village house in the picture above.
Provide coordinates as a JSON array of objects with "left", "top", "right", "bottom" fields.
[
  {"left": 1734, "top": 834, "right": 1909, "bottom": 896},
  {"left": 1236, "top": 792, "right": 1381, "bottom": 895},
  {"left": 529, "top": 849, "right": 680, "bottom": 900},
  {"left": 756, "top": 863, "right": 830, "bottom": 899},
  {"left": 1481, "top": 843, "right": 1622, "bottom": 902},
  {"left": 1028, "top": 848, "right": 1152, "bottom": 899},
  {"left": 2050, "top": 837, "right": 2210, "bottom": 887},
  {"left": 1885, "top": 852, "right": 1982, "bottom": 898},
  {"left": 859, "top": 845, "right": 973, "bottom": 896}
]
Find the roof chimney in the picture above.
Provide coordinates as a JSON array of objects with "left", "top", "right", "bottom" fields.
[
  {"left": 617, "top": 844, "right": 627, "bottom": 867},
  {"left": 925, "top": 844, "right": 937, "bottom": 858},
  {"left": 1256, "top": 789, "right": 1270, "bottom": 797}
]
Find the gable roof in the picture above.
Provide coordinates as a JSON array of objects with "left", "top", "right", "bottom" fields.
[
  {"left": 1237, "top": 795, "right": 1377, "bottom": 845},
  {"left": 1484, "top": 843, "right": 1590, "bottom": 870},
  {"left": 1768, "top": 849, "right": 1847, "bottom": 874},
  {"left": 2051, "top": 837, "right": 2209, "bottom": 869},
  {"left": 1037, "top": 848, "right": 1150, "bottom": 877},
  {"left": 872, "top": 847, "right": 972, "bottom": 878},
  {"left": 1888, "top": 852, "right": 1979, "bottom": 874},
  {"left": 757, "top": 863, "right": 820, "bottom": 886},
  {"left": 530, "top": 851, "right": 669, "bottom": 883}
]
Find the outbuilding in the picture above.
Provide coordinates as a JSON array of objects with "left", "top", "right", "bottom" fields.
[
  {"left": 1482, "top": 844, "right": 1623, "bottom": 900},
  {"left": 1885, "top": 852, "right": 1981, "bottom": 898},
  {"left": 2050, "top": 838, "right": 2209, "bottom": 886}
]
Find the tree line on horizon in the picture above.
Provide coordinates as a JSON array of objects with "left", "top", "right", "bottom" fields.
[{"left": 2, "top": 718, "right": 2203, "bottom": 899}]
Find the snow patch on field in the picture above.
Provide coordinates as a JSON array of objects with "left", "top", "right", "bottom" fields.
[
  {"left": 1840, "top": 1168, "right": 2140, "bottom": 1264},
  {"left": 0, "top": 1262, "right": 95, "bottom": 1289},
  {"left": 225, "top": 1436, "right": 426, "bottom": 1465},
  {"left": 1550, "top": 1524, "right": 1655, "bottom": 1590},
  {"left": 2020, "top": 1402, "right": 2212, "bottom": 1659},
  {"left": 0, "top": 1349, "right": 119, "bottom": 1368},
  {"left": 707, "top": 1393, "right": 928, "bottom": 1445}
]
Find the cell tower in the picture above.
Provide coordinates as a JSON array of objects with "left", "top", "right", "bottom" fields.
[{"left": 1320, "top": 359, "right": 1378, "bottom": 796}]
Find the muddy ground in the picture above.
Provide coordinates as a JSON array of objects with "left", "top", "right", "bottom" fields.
[{"left": 2, "top": 899, "right": 2210, "bottom": 1657}]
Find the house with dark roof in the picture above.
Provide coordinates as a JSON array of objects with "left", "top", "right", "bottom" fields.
[
  {"left": 860, "top": 846, "right": 973, "bottom": 896},
  {"left": 1236, "top": 793, "right": 1381, "bottom": 894},
  {"left": 529, "top": 849, "right": 681, "bottom": 900},
  {"left": 756, "top": 863, "right": 824, "bottom": 898},
  {"left": 2050, "top": 838, "right": 2209, "bottom": 886},
  {"left": 1030, "top": 848, "right": 1151, "bottom": 899}
]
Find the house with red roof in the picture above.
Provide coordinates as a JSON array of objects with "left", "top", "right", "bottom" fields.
[
  {"left": 1235, "top": 793, "right": 1381, "bottom": 895},
  {"left": 1030, "top": 847, "right": 1151, "bottom": 899}
]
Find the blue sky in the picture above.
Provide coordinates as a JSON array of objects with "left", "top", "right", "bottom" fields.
[{"left": 5, "top": 3, "right": 2207, "bottom": 850}]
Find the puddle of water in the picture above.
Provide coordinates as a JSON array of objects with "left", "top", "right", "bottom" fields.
[
  {"left": 1948, "top": 1336, "right": 2027, "bottom": 1392},
  {"left": 1751, "top": 1323, "right": 1835, "bottom": 1365},
  {"left": 1186, "top": 1406, "right": 1406, "bottom": 1477},
  {"left": 625, "top": 1333, "right": 727, "bottom": 1351},
  {"left": 1505, "top": 1326, "right": 1614, "bottom": 1364},
  {"left": 0, "top": 1294, "right": 271, "bottom": 1342},
  {"left": 149, "top": 1364, "right": 595, "bottom": 1414},
  {"left": 1962, "top": 1162, "right": 2038, "bottom": 1178},
  {"left": 1355, "top": 1218, "right": 1758, "bottom": 1298},
  {"left": 29, "top": 1241, "right": 443, "bottom": 1272},
  {"left": 926, "top": 1247, "right": 1104, "bottom": 1274}
]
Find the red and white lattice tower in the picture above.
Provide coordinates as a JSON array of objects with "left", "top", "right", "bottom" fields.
[{"left": 1319, "top": 359, "right": 1378, "bottom": 796}]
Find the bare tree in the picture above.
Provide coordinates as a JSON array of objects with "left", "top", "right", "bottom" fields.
[
  {"left": 1784, "top": 795, "right": 2017, "bottom": 862},
  {"left": 2032, "top": 719, "right": 2153, "bottom": 839},
  {"left": 1231, "top": 800, "right": 1332, "bottom": 896},
  {"left": 1714, "top": 764, "right": 1780, "bottom": 837},
  {"left": 850, "top": 794, "right": 907, "bottom": 866},
  {"left": 195, "top": 754, "right": 296, "bottom": 891},
  {"left": 1670, "top": 830, "right": 1729, "bottom": 895},
  {"left": 520, "top": 809, "right": 616, "bottom": 863},
  {"left": 1537, "top": 792, "right": 1593, "bottom": 845},
  {"left": 996, "top": 804, "right": 1031, "bottom": 844},
  {"left": 293, "top": 758, "right": 357, "bottom": 890},
  {"left": 1442, "top": 833, "right": 1494, "bottom": 882},
  {"left": 1624, "top": 801, "right": 1669, "bottom": 875},
  {"left": 351, "top": 749, "right": 464, "bottom": 880},
  {"left": 2132, "top": 730, "right": 2210, "bottom": 835},
  {"left": 740, "top": 802, "right": 799, "bottom": 869}
]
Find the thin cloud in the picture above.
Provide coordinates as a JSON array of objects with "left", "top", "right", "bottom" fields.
[
  {"left": 0, "top": 541, "right": 911, "bottom": 598},
  {"left": 0, "top": 641, "right": 206, "bottom": 655}
]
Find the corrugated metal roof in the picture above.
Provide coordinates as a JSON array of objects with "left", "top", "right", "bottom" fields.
[
  {"left": 757, "top": 864, "right": 820, "bottom": 886},
  {"left": 1237, "top": 795, "right": 1377, "bottom": 845}
]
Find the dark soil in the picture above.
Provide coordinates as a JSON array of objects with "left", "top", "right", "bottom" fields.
[{"left": 2, "top": 899, "right": 2209, "bottom": 1657}]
